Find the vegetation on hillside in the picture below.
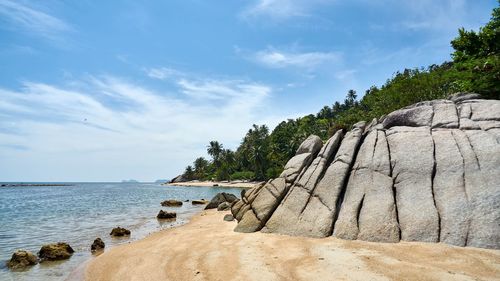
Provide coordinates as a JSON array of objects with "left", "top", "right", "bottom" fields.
[{"left": 178, "top": 3, "right": 500, "bottom": 182}]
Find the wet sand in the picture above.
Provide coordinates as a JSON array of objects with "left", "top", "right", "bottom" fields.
[{"left": 85, "top": 210, "right": 500, "bottom": 281}]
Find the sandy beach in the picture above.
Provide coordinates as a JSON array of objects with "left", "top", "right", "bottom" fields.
[
  {"left": 167, "top": 181, "right": 262, "bottom": 189},
  {"left": 85, "top": 210, "right": 500, "bottom": 281}
]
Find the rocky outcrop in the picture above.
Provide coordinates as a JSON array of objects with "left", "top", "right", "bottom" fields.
[
  {"left": 7, "top": 250, "right": 38, "bottom": 269},
  {"left": 205, "top": 193, "right": 238, "bottom": 209},
  {"left": 38, "top": 242, "right": 74, "bottom": 261},
  {"left": 91, "top": 238, "right": 105, "bottom": 252},
  {"left": 232, "top": 93, "right": 500, "bottom": 250},
  {"left": 170, "top": 175, "right": 187, "bottom": 183},
  {"left": 110, "top": 227, "right": 131, "bottom": 237}
]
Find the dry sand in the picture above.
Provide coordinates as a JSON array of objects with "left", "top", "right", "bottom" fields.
[
  {"left": 167, "top": 181, "right": 262, "bottom": 189},
  {"left": 85, "top": 210, "right": 500, "bottom": 281}
]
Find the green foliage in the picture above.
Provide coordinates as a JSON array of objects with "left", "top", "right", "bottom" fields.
[
  {"left": 230, "top": 171, "right": 255, "bottom": 180},
  {"left": 181, "top": 3, "right": 499, "bottom": 182}
]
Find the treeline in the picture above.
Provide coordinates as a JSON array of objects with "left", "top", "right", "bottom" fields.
[{"left": 180, "top": 3, "right": 499, "bottom": 182}]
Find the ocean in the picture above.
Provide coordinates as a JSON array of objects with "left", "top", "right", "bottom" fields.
[{"left": 0, "top": 182, "right": 242, "bottom": 281}]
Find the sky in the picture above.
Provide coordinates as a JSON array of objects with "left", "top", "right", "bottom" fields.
[{"left": 0, "top": 0, "right": 497, "bottom": 182}]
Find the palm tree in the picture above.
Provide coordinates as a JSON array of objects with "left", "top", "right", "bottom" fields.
[{"left": 207, "top": 141, "right": 223, "bottom": 168}]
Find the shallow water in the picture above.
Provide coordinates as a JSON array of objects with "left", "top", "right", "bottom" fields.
[{"left": 0, "top": 182, "right": 241, "bottom": 281}]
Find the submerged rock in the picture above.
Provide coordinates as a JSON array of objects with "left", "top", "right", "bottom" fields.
[
  {"left": 161, "top": 199, "right": 183, "bottom": 207},
  {"left": 192, "top": 199, "right": 209, "bottom": 205},
  {"left": 7, "top": 250, "right": 38, "bottom": 269},
  {"left": 110, "top": 227, "right": 131, "bottom": 237},
  {"left": 38, "top": 242, "right": 74, "bottom": 261},
  {"left": 157, "top": 210, "right": 177, "bottom": 219},
  {"left": 205, "top": 193, "right": 238, "bottom": 209},
  {"left": 91, "top": 238, "right": 105, "bottom": 252}
]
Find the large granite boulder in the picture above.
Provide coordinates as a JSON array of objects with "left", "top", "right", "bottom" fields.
[
  {"left": 231, "top": 93, "right": 500, "bottom": 250},
  {"left": 38, "top": 243, "right": 74, "bottom": 261},
  {"left": 7, "top": 250, "right": 38, "bottom": 269},
  {"left": 205, "top": 193, "right": 238, "bottom": 209}
]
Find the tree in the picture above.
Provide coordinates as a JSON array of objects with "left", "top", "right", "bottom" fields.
[
  {"left": 207, "top": 141, "right": 223, "bottom": 168},
  {"left": 183, "top": 165, "right": 195, "bottom": 181},
  {"left": 193, "top": 157, "right": 209, "bottom": 179}
]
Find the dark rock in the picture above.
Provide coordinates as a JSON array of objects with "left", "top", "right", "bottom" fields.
[
  {"left": 157, "top": 210, "right": 176, "bottom": 219},
  {"left": 213, "top": 184, "right": 219, "bottom": 187},
  {"left": 170, "top": 175, "right": 186, "bottom": 183},
  {"left": 91, "top": 238, "right": 105, "bottom": 252},
  {"left": 217, "top": 202, "right": 231, "bottom": 211},
  {"left": 205, "top": 193, "right": 238, "bottom": 209},
  {"left": 110, "top": 227, "right": 131, "bottom": 237},
  {"left": 224, "top": 214, "right": 234, "bottom": 221},
  {"left": 161, "top": 199, "right": 183, "bottom": 207},
  {"left": 192, "top": 199, "right": 208, "bottom": 205},
  {"left": 7, "top": 250, "right": 38, "bottom": 269},
  {"left": 38, "top": 243, "right": 74, "bottom": 261}
]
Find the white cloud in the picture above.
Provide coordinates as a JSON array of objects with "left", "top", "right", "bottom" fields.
[
  {"left": 145, "top": 67, "right": 183, "bottom": 80},
  {"left": 241, "top": 0, "right": 335, "bottom": 20},
  {"left": 0, "top": 0, "right": 71, "bottom": 40},
  {"left": 0, "top": 73, "right": 284, "bottom": 181},
  {"left": 253, "top": 47, "right": 341, "bottom": 69}
]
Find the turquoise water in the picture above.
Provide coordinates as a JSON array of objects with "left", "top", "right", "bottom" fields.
[{"left": 0, "top": 183, "right": 241, "bottom": 281}]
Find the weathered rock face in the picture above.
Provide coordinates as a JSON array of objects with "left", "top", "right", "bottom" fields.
[
  {"left": 233, "top": 93, "right": 500, "bottom": 250},
  {"left": 38, "top": 242, "right": 74, "bottom": 261},
  {"left": 7, "top": 250, "right": 38, "bottom": 269}
]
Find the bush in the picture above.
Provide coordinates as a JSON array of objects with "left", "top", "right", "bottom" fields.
[{"left": 230, "top": 171, "right": 255, "bottom": 181}]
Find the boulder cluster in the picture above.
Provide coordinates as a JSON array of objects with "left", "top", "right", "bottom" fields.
[{"left": 231, "top": 93, "right": 500, "bottom": 249}]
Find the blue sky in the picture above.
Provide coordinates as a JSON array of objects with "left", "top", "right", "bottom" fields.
[{"left": 0, "top": 0, "right": 496, "bottom": 182}]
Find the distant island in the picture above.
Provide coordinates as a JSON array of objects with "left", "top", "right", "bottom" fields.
[{"left": 121, "top": 179, "right": 139, "bottom": 183}]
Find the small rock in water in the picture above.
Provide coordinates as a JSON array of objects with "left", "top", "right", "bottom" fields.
[
  {"left": 110, "top": 227, "right": 131, "bottom": 237},
  {"left": 217, "top": 202, "right": 231, "bottom": 211},
  {"left": 157, "top": 210, "right": 176, "bottom": 219},
  {"left": 91, "top": 238, "right": 105, "bottom": 252},
  {"left": 223, "top": 214, "right": 234, "bottom": 221},
  {"left": 38, "top": 242, "right": 74, "bottom": 261},
  {"left": 161, "top": 199, "right": 183, "bottom": 207},
  {"left": 192, "top": 199, "right": 208, "bottom": 205},
  {"left": 7, "top": 250, "right": 38, "bottom": 269}
]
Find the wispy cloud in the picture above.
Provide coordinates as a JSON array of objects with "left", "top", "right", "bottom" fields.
[
  {"left": 0, "top": 72, "right": 284, "bottom": 181},
  {"left": 145, "top": 67, "right": 184, "bottom": 80},
  {"left": 252, "top": 47, "right": 341, "bottom": 69},
  {"left": 0, "top": 0, "right": 71, "bottom": 41},
  {"left": 241, "top": 0, "right": 335, "bottom": 20}
]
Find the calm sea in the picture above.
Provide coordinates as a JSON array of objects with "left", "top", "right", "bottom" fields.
[{"left": 0, "top": 182, "right": 241, "bottom": 281}]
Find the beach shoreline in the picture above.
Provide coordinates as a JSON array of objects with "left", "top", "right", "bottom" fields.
[
  {"left": 166, "top": 181, "right": 263, "bottom": 189},
  {"left": 84, "top": 209, "right": 500, "bottom": 281}
]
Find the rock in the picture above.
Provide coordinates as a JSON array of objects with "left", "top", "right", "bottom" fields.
[
  {"left": 91, "top": 238, "right": 105, "bottom": 252},
  {"left": 161, "top": 199, "right": 183, "bottom": 207},
  {"left": 192, "top": 199, "right": 209, "bottom": 205},
  {"left": 157, "top": 210, "right": 177, "bottom": 219},
  {"left": 217, "top": 202, "right": 231, "bottom": 211},
  {"left": 295, "top": 135, "right": 323, "bottom": 155},
  {"left": 213, "top": 184, "right": 219, "bottom": 187},
  {"left": 205, "top": 193, "right": 238, "bottom": 209},
  {"left": 38, "top": 243, "right": 74, "bottom": 261},
  {"left": 170, "top": 174, "right": 186, "bottom": 183},
  {"left": 448, "top": 92, "right": 482, "bottom": 103},
  {"left": 386, "top": 126, "right": 439, "bottom": 242},
  {"left": 224, "top": 214, "right": 234, "bottom": 221},
  {"left": 231, "top": 94, "right": 500, "bottom": 250},
  {"left": 110, "top": 227, "right": 131, "bottom": 236},
  {"left": 7, "top": 250, "right": 38, "bottom": 269}
]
